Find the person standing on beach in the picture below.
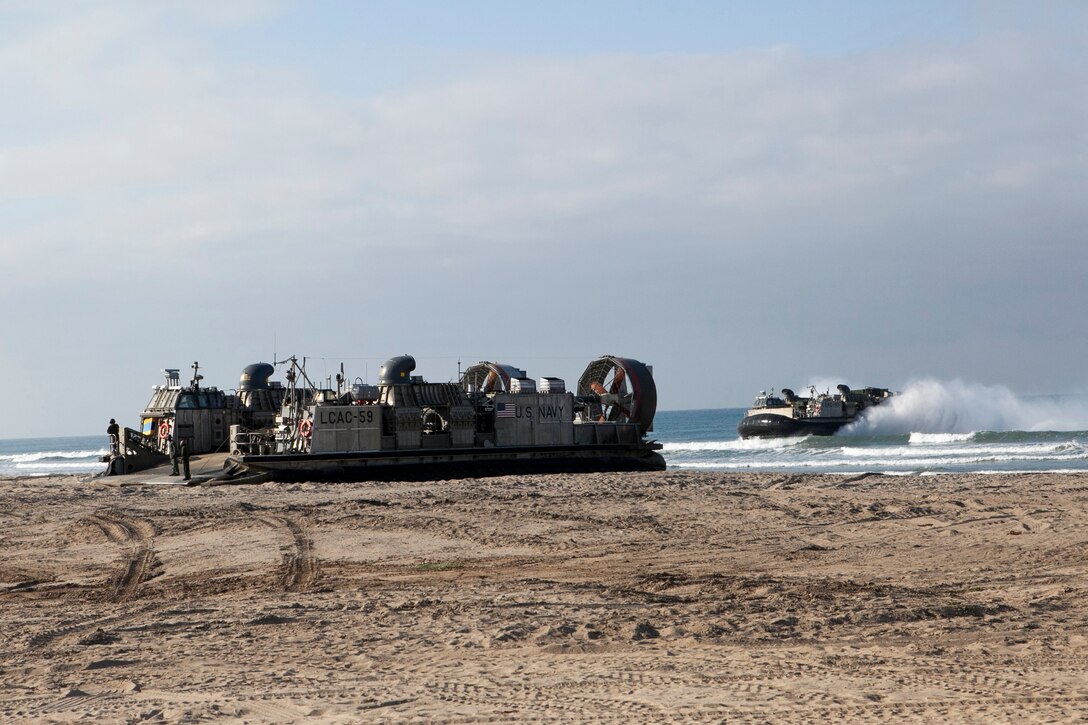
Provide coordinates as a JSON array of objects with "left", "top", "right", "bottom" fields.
[{"left": 107, "top": 418, "right": 120, "bottom": 454}]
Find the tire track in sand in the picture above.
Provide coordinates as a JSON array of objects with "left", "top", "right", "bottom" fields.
[
  {"left": 85, "top": 513, "right": 157, "bottom": 601},
  {"left": 257, "top": 515, "right": 316, "bottom": 592}
]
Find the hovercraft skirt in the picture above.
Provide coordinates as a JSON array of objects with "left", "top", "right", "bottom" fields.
[
  {"left": 737, "top": 413, "right": 847, "bottom": 438},
  {"left": 230, "top": 443, "right": 666, "bottom": 482}
]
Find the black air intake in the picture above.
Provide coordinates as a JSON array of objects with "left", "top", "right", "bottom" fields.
[
  {"left": 239, "top": 363, "right": 275, "bottom": 391},
  {"left": 379, "top": 355, "right": 416, "bottom": 385}
]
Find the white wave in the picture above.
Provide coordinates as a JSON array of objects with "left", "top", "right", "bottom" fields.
[
  {"left": 846, "top": 379, "right": 1088, "bottom": 435},
  {"left": 661, "top": 440, "right": 737, "bottom": 452},
  {"left": 970, "top": 468, "right": 1088, "bottom": 475},
  {"left": 909, "top": 432, "right": 976, "bottom": 444},
  {"left": 674, "top": 463, "right": 1088, "bottom": 474},
  {"left": 662, "top": 436, "right": 810, "bottom": 453},
  {"left": 13, "top": 461, "right": 106, "bottom": 469},
  {"left": 1, "top": 450, "right": 107, "bottom": 463},
  {"left": 664, "top": 436, "right": 1088, "bottom": 471},
  {"left": 913, "top": 468, "right": 1088, "bottom": 476},
  {"left": 669, "top": 448, "right": 1088, "bottom": 470},
  {"left": 662, "top": 431, "right": 1086, "bottom": 468},
  {"left": 836, "top": 441, "right": 1083, "bottom": 459}
]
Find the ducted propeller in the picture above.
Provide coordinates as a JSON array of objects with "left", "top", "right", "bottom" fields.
[{"left": 577, "top": 356, "right": 657, "bottom": 434}]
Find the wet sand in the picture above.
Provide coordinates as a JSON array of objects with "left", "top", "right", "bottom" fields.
[{"left": 2, "top": 470, "right": 1087, "bottom": 723}]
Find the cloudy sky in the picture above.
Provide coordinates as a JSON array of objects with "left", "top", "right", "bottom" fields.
[{"left": 1, "top": 1, "right": 1085, "bottom": 438}]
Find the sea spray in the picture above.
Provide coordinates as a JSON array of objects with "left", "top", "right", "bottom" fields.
[
  {"left": 908, "top": 432, "right": 976, "bottom": 444},
  {"left": 844, "top": 379, "right": 1088, "bottom": 435}
]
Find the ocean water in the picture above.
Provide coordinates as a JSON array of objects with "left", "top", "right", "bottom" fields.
[
  {"left": 0, "top": 435, "right": 110, "bottom": 478},
  {"left": 4, "top": 381, "right": 1088, "bottom": 477}
]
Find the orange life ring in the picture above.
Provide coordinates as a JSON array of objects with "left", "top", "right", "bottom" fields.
[
  {"left": 298, "top": 419, "right": 313, "bottom": 437},
  {"left": 158, "top": 421, "right": 170, "bottom": 439}
]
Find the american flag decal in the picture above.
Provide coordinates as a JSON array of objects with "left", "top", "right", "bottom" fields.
[{"left": 496, "top": 402, "right": 516, "bottom": 418}]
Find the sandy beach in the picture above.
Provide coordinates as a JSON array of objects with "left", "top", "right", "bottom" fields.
[{"left": 2, "top": 468, "right": 1087, "bottom": 723}]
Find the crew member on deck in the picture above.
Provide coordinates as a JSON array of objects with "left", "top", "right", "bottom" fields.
[{"left": 107, "top": 418, "right": 120, "bottom": 454}]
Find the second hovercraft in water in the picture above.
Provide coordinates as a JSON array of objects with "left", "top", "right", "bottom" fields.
[{"left": 737, "top": 384, "right": 894, "bottom": 438}]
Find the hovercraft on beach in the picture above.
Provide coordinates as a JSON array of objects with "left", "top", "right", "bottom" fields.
[
  {"left": 110, "top": 354, "right": 665, "bottom": 480},
  {"left": 737, "top": 385, "right": 893, "bottom": 439}
]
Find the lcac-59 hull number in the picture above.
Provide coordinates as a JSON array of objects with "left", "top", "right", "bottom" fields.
[{"left": 317, "top": 407, "right": 378, "bottom": 426}]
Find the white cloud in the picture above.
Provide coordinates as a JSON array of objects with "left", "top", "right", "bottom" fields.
[{"left": 3, "top": 19, "right": 1083, "bottom": 269}]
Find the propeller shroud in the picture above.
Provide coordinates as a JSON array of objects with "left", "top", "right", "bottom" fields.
[{"left": 577, "top": 356, "right": 657, "bottom": 434}]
